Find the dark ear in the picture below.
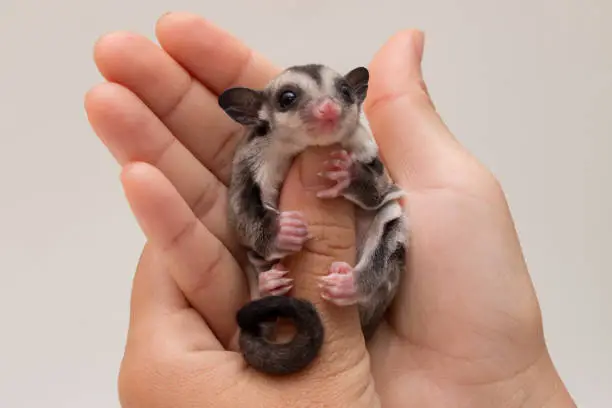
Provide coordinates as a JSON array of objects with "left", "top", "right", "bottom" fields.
[
  {"left": 345, "top": 67, "right": 369, "bottom": 104},
  {"left": 218, "top": 87, "right": 264, "bottom": 126}
]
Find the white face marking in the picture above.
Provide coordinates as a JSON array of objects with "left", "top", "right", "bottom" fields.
[
  {"left": 319, "top": 66, "right": 340, "bottom": 99},
  {"left": 266, "top": 67, "right": 361, "bottom": 148},
  {"left": 274, "top": 71, "right": 320, "bottom": 99}
]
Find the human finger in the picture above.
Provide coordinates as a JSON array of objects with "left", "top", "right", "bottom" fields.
[
  {"left": 365, "top": 30, "right": 470, "bottom": 189},
  {"left": 120, "top": 162, "right": 248, "bottom": 347},
  {"left": 278, "top": 147, "right": 369, "bottom": 375},
  {"left": 85, "top": 83, "right": 240, "bottom": 258}
]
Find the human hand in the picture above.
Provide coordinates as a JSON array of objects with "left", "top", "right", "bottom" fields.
[
  {"left": 85, "top": 12, "right": 575, "bottom": 408},
  {"left": 115, "top": 148, "right": 379, "bottom": 407},
  {"left": 86, "top": 12, "right": 375, "bottom": 407}
]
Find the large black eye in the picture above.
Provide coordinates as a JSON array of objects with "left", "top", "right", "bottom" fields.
[
  {"left": 340, "top": 84, "right": 353, "bottom": 103},
  {"left": 278, "top": 90, "right": 297, "bottom": 110}
]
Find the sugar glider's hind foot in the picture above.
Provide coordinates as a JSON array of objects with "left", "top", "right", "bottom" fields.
[
  {"left": 259, "top": 263, "right": 293, "bottom": 296},
  {"left": 318, "top": 261, "right": 360, "bottom": 306},
  {"left": 236, "top": 296, "right": 325, "bottom": 375}
]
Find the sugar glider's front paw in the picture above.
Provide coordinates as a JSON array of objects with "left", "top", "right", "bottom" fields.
[
  {"left": 316, "top": 150, "right": 353, "bottom": 199},
  {"left": 274, "top": 211, "right": 310, "bottom": 254},
  {"left": 318, "top": 261, "right": 359, "bottom": 306},
  {"left": 259, "top": 263, "right": 293, "bottom": 296}
]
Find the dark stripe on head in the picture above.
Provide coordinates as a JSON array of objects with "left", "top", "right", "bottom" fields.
[{"left": 287, "top": 64, "right": 324, "bottom": 86}]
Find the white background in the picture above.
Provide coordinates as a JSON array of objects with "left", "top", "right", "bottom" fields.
[{"left": 1, "top": 0, "right": 610, "bottom": 406}]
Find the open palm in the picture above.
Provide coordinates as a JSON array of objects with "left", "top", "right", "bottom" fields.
[{"left": 86, "top": 12, "right": 573, "bottom": 408}]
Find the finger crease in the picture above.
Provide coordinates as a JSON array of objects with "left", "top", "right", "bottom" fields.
[
  {"left": 163, "top": 217, "right": 198, "bottom": 252},
  {"left": 151, "top": 136, "right": 177, "bottom": 169},
  {"left": 189, "top": 242, "right": 226, "bottom": 298},
  {"left": 191, "top": 178, "right": 223, "bottom": 220},
  {"left": 307, "top": 221, "right": 356, "bottom": 235},
  {"left": 365, "top": 85, "right": 430, "bottom": 117},
  {"left": 324, "top": 240, "right": 355, "bottom": 253},
  {"left": 210, "top": 127, "right": 242, "bottom": 184},
  {"left": 158, "top": 76, "right": 194, "bottom": 121}
]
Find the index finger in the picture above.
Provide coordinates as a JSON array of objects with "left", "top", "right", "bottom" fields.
[{"left": 278, "top": 147, "right": 367, "bottom": 374}]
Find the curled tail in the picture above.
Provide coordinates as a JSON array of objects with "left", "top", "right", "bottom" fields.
[{"left": 236, "top": 296, "right": 324, "bottom": 375}]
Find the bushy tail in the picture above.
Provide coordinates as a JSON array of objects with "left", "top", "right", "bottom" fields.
[{"left": 236, "top": 296, "right": 324, "bottom": 375}]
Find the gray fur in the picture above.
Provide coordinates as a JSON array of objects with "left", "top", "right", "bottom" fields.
[{"left": 354, "top": 202, "right": 408, "bottom": 338}]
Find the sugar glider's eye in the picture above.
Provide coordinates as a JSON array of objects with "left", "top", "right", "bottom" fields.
[
  {"left": 340, "top": 84, "right": 353, "bottom": 103},
  {"left": 278, "top": 90, "right": 298, "bottom": 110}
]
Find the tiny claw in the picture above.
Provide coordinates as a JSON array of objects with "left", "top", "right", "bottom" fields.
[
  {"left": 259, "top": 268, "right": 294, "bottom": 296},
  {"left": 316, "top": 153, "right": 352, "bottom": 199},
  {"left": 319, "top": 261, "right": 358, "bottom": 305},
  {"left": 330, "top": 149, "right": 350, "bottom": 157},
  {"left": 265, "top": 271, "right": 286, "bottom": 280},
  {"left": 320, "top": 292, "right": 357, "bottom": 306},
  {"left": 317, "top": 275, "right": 333, "bottom": 284}
]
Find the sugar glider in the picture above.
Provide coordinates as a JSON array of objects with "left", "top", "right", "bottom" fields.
[{"left": 218, "top": 64, "right": 408, "bottom": 375}]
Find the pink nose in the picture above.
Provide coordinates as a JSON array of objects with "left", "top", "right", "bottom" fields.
[{"left": 313, "top": 100, "right": 340, "bottom": 120}]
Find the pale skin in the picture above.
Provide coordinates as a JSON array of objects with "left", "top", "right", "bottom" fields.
[{"left": 85, "top": 12, "right": 576, "bottom": 408}]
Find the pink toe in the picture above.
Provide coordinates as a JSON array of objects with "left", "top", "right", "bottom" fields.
[{"left": 330, "top": 262, "right": 352, "bottom": 274}]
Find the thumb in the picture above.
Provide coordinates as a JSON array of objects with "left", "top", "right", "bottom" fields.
[
  {"left": 365, "top": 30, "right": 459, "bottom": 187},
  {"left": 278, "top": 145, "right": 367, "bottom": 373}
]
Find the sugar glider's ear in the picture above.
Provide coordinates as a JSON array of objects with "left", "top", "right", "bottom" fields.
[
  {"left": 218, "top": 87, "right": 264, "bottom": 126},
  {"left": 345, "top": 67, "right": 369, "bottom": 104}
]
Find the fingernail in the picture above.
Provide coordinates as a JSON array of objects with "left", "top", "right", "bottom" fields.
[
  {"left": 413, "top": 31, "right": 425, "bottom": 62},
  {"left": 403, "top": 29, "right": 425, "bottom": 63}
]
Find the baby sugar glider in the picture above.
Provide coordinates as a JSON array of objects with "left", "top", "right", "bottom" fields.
[{"left": 218, "top": 64, "right": 408, "bottom": 375}]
